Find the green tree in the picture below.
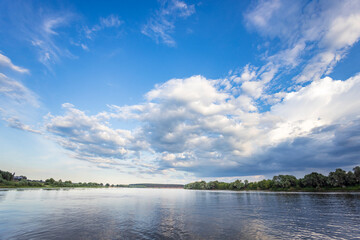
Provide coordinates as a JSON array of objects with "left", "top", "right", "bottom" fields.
[
  {"left": 300, "top": 172, "right": 327, "bottom": 188},
  {"left": 45, "top": 178, "right": 55, "bottom": 185},
  {"left": 327, "top": 169, "right": 347, "bottom": 187},
  {"left": 206, "top": 181, "right": 219, "bottom": 190},
  {"left": 0, "top": 170, "right": 14, "bottom": 181},
  {"left": 258, "top": 179, "right": 273, "bottom": 190},
  {"left": 244, "top": 180, "right": 249, "bottom": 189},
  {"left": 273, "top": 175, "right": 297, "bottom": 189},
  {"left": 353, "top": 166, "right": 360, "bottom": 183},
  {"left": 230, "top": 180, "right": 245, "bottom": 190},
  {"left": 217, "top": 182, "right": 229, "bottom": 190},
  {"left": 346, "top": 171, "right": 357, "bottom": 186}
]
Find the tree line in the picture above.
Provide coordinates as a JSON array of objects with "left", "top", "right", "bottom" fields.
[
  {"left": 0, "top": 170, "right": 183, "bottom": 189},
  {"left": 0, "top": 170, "right": 111, "bottom": 188},
  {"left": 184, "top": 166, "right": 360, "bottom": 191}
]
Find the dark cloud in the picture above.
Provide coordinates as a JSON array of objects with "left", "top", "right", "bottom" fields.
[{"left": 184, "top": 120, "right": 360, "bottom": 177}]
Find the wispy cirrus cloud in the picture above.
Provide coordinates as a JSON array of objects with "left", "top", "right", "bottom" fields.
[
  {"left": 0, "top": 73, "right": 38, "bottom": 107},
  {"left": 84, "top": 14, "right": 123, "bottom": 40},
  {"left": 142, "top": 0, "right": 195, "bottom": 46},
  {"left": 1, "top": 1, "right": 80, "bottom": 68},
  {"left": 0, "top": 53, "right": 29, "bottom": 74},
  {"left": 0, "top": 52, "right": 39, "bottom": 133},
  {"left": 0, "top": 72, "right": 40, "bottom": 134},
  {"left": 4, "top": 117, "right": 41, "bottom": 134},
  {"left": 244, "top": 0, "right": 360, "bottom": 85},
  {"left": 30, "top": 14, "right": 76, "bottom": 67}
]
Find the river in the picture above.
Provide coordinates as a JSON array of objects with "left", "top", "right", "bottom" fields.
[{"left": 0, "top": 188, "right": 359, "bottom": 239}]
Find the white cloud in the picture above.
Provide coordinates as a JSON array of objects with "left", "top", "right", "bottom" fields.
[
  {"left": 323, "top": 9, "right": 360, "bottom": 49},
  {"left": 245, "top": 0, "right": 360, "bottom": 84},
  {"left": 43, "top": 17, "right": 65, "bottom": 35},
  {"left": 241, "top": 81, "right": 263, "bottom": 99},
  {"left": 146, "top": 76, "right": 230, "bottom": 115},
  {"left": 245, "top": 0, "right": 281, "bottom": 29},
  {"left": 0, "top": 73, "right": 38, "bottom": 107},
  {"left": 245, "top": 0, "right": 301, "bottom": 39},
  {"left": 269, "top": 75, "right": 360, "bottom": 143},
  {"left": 0, "top": 73, "right": 40, "bottom": 134},
  {"left": 62, "top": 102, "right": 74, "bottom": 108},
  {"left": 84, "top": 14, "right": 123, "bottom": 39},
  {"left": 100, "top": 15, "right": 123, "bottom": 28},
  {"left": 1, "top": 2, "right": 76, "bottom": 68},
  {"left": 46, "top": 106, "right": 133, "bottom": 156},
  {"left": 5, "top": 117, "right": 41, "bottom": 134},
  {"left": 31, "top": 15, "right": 74, "bottom": 67},
  {"left": 50, "top": 73, "right": 360, "bottom": 176},
  {"left": 142, "top": 0, "right": 195, "bottom": 46},
  {"left": 44, "top": 104, "right": 152, "bottom": 173},
  {"left": 232, "top": 64, "right": 257, "bottom": 83},
  {"left": 0, "top": 53, "right": 29, "bottom": 74}
]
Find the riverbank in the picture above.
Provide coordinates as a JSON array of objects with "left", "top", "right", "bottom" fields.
[
  {"left": 0, "top": 186, "right": 183, "bottom": 189},
  {"left": 184, "top": 166, "right": 360, "bottom": 192},
  {"left": 184, "top": 185, "right": 360, "bottom": 192},
  {"left": 0, "top": 183, "right": 184, "bottom": 189},
  {"left": 0, "top": 185, "right": 106, "bottom": 189}
]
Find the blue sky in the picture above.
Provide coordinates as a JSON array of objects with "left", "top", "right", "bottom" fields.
[{"left": 1, "top": 0, "right": 360, "bottom": 184}]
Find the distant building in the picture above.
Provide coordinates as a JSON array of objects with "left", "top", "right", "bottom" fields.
[{"left": 14, "top": 175, "right": 27, "bottom": 181}]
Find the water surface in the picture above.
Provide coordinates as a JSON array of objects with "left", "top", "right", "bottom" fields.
[{"left": 0, "top": 188, "right": 359, "bottom": 239}]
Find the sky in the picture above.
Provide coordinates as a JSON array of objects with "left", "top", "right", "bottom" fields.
[{"left": 1, "top": 0, "right": 360, "bottom": 184}]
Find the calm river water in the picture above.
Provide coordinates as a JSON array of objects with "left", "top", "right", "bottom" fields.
[{"left": 0, "top": 188, "right": 359, "bottom": 239}]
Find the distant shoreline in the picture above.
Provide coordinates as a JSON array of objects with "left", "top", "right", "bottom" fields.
[
  {"left": 184, "top": 166, "right": 360, "bottom": 192},
  {"left": 0, "top": 169, "right": 184, "bottom": 189},
  {"left": 184, "top": 187, "right": 360, "bottom": 193},
  {"left": 0, "top": 185, "right": 185, "bottom": 190}
]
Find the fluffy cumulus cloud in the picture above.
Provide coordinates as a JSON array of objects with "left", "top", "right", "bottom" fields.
[
  {"left": 44, "top": 103, "right": 157, "bottom": 174},
  {"left": 42, "top": 73, "right": 360, "bottom": 177},
  {"left": 46, "top": 104, "right": 134, "bottom": 159},
  {"left": 142, "top": 0, "right": 195, "bottom": 46}
]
